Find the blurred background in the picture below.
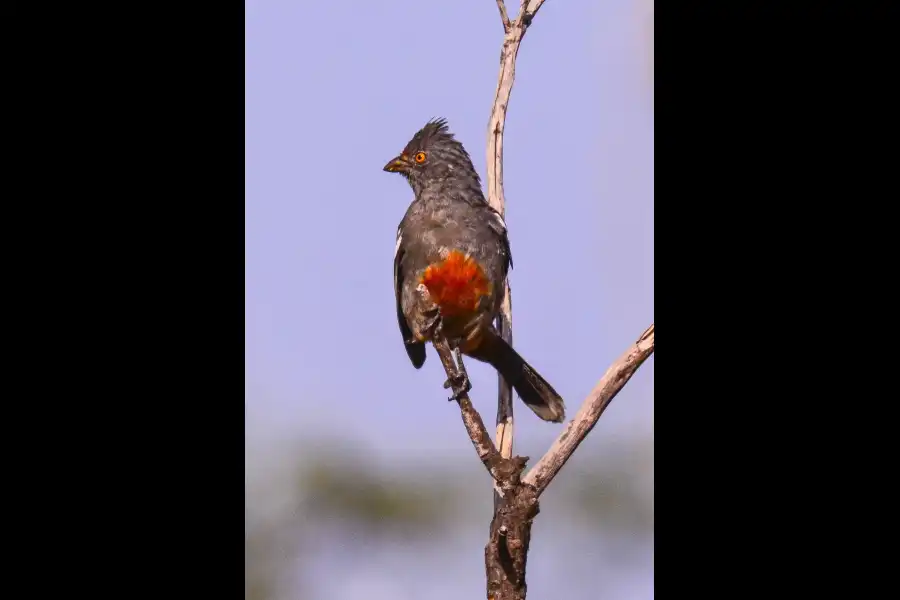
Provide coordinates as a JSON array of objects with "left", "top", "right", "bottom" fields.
[{"left": 246, "top": 1, "right": 654, "bottom": 598}]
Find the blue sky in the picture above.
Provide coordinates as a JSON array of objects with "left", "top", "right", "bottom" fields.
[{"left": 247, "top": 0, "right": 653, "bottom": 597}]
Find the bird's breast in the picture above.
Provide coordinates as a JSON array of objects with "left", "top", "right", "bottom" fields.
[{"left": 419, "top": 250, "right": 493, "bottom": 318}]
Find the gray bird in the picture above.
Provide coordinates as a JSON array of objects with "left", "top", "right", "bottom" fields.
[{"left": 383, "top": 118, "right": 566, "bottom": 423}]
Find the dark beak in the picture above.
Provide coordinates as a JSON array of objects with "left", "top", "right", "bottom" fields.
[{"left": 383, "top": 155, "right": 411, "bottom": 173}]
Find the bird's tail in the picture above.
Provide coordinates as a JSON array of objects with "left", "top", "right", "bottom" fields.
[{"left": 469, "top": 330, "right": 566, "bottom": 423}]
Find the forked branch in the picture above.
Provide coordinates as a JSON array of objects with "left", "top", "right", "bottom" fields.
[{"left": 439, "top": 323, "right": 655, "bottom": 600}]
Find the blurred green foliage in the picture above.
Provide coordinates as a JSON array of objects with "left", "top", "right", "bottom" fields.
[
  {"left": 300, "top": 447, "right": 464, "bottom": 537},
  {"left": 246, "top": 435, "right": 653, "bottom": 600}
]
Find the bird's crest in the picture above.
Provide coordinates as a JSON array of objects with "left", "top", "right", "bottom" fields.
[{"left": 407, "top": 117, "right": 454, "bottom": 149}]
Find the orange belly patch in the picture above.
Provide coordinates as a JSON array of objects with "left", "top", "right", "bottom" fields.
[{"left": 420, "top": 250, "right": 492, "bottom": 317}]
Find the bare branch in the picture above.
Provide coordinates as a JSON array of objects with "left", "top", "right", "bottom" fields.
[
  {"left": 495, "top": 0, "right": 511, "bottom": 32},
  {"left": 522, "top": 324, "right": 656, "bottom": 496},
  {"left": 457, "top": 394, "right": 506, "bottom": 481},
  {"left": 486, "top": 16, "right": 526, "bottom": 465},
  {"left": 494, "top": 290, "right": 515, "bottom": 461},
  {"left": 521, "top": 0, "right": 547, "bottom": 21},
  {"left": 487, "top": 0, "right": 550, "bottom": 470},
  {"left": 456, "top": 390, "right": 533, "bottom": 497},
  {"left": 432, "top": 337, "right": 525, "bottom": 489}
]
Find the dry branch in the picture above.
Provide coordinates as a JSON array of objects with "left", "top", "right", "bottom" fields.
[
  {"left": 523, "top": 324, "right": 656, "bottom": 496},
  {"left": 486, "top": 0, "right": 548, "bottom": 464},
  {"left": 432, "top": 338, "right": 525, "bottom": 491},
  {"left": 457, "top": 394, "right": 527, "bottom": 492},
  {"left": 443, "top": 322, "right": 654, "bottom": 600},
  {"left": 494, "top": 0, "right": 511, "bottom": 32},
  {"left": 458, "top": 323, "right": 654, "bottom": 600}
]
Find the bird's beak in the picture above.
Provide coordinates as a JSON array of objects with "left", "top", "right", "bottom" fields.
[{"left": 383, "top": 154, "right": 411, "bottom": 173}]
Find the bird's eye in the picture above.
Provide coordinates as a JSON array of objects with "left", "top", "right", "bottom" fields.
[{"left": 414, "top": 152, "right": 427, "bottom": 164}]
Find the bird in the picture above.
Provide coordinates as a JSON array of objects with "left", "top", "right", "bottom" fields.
[{"left": 383, "top": 118, "right": 566, "bottom": 423}]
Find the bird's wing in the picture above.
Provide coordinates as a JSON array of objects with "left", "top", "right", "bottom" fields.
[
  {"left": 394, "top": 226, "right": 426, "bottom": 368},
  {"left": 486, "top": 204, "right": 513, "bottom": 274}
]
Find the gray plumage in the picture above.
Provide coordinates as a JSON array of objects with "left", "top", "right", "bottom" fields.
[{"left": 384, "top": 119, "right": 565, "bottom": 423}]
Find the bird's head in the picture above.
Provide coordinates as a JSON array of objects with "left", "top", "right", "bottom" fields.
[{"left": 383, "top": 118, "right": 479, "bottom": 191}]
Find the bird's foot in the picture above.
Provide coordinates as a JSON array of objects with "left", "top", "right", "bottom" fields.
[
  {"left": 430, "top": 321, "right": 470, "bottom": 400},
  {"left": 443, "top": 371, "right": 472, "bottom": 401},
  {"left": 422, "top": 308, "right": 442, "bottom": 340},
  {"left": 444, "top": 346, "right": 471, "bottom": 400}
]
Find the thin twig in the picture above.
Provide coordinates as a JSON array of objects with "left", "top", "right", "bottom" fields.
[
  {"left": 486, "top": 0, "right": 550, "bottom": 518},
  {"left": 486, "top": 9, "right": 527, "bottom": 464},
  {"left": 522, "top": 324, "right": 655, "bottom": 496},
  {"left": 486, "top": 0, "right": 550, "bottom": 464},
  {"left": 458, "top": 395, "right": 509, "bottom": 483},
  {"left": 495, "top": 0, "right": 511, "bottom": 32}
]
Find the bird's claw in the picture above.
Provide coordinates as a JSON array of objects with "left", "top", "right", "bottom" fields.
[
  {"left": 422, "top": 309, "right": 443, "bottom": 340},
  {"left": 443, "top": 372, "right": 471, "bottom": 401}
]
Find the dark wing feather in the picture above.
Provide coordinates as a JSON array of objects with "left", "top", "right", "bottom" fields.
[
  {"left": 394, "top": 230, "right": 426, "bottom": 368},
  {"left": 486, "top": 205, "right": 513, "bottom": 275}
]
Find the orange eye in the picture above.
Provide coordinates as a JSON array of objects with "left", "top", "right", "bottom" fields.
[{"left": 414, "top": 152, "right": 427, "bottom": 164}]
